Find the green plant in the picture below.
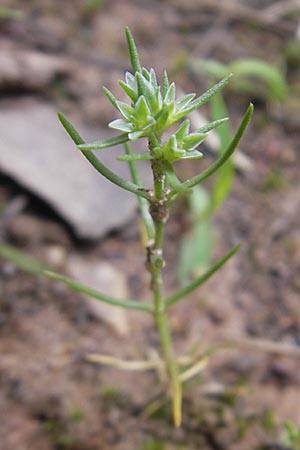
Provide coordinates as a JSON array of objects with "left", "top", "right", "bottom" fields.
[
  {"left": 177, "top": 186, "right": 213, "bottom": 283},
  {"left": 56, "top": 28, "right": 252, "bottom": 425},
  {"left": 177, "top": 89, "right": 234, "bottom": 283},
  {"left": 139, "top": 438, "right": 166, "bottom": 450},
  {"left": 0, "top": 28, "right": 252, "bottom": 426},
  {"left": 189, "top": 57, "right": 289, "bottom": 103},
  {"left": 0, "top": 6, "right": 22, "bottom": 19},
  {"left": 178, "top": 55, "right": 288, "bottom": 283},
  {"left": 282, "top": 421, "right": 300, "bottom": 450}
]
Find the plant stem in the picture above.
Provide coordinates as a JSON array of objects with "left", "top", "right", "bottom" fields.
[{"left": 148, "top": 157, "right": 182, "bottom": 427}]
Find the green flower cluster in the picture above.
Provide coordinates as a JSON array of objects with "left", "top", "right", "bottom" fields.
[{"left": 101, "top": 29, "right": 232, "bottom": 163}]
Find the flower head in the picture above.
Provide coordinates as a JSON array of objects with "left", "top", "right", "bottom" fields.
[{"left": 102, "top": 28, "right": 231, "bottom": 162}]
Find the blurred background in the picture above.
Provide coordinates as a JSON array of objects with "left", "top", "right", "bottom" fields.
[{"left": 0, "top": 1, "right": 300, "bottom": 449}]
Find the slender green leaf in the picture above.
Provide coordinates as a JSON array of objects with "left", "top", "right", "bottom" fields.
[
  {"left": 164, "top": 82, "right": 176, "bottom": 104},
  {"left": 173, "top": 74, "right": 232, "bottom": 121},
  {"left": 230, "top": 58, "right": 288, "bottom": 101},
  {"left": 128, "top": 130, "right": 147, "bottom": 140},
  {"left": 162, "top": 70, "right": 170, "bottom": 98},
  {"left": 164, "top": 162, "right": 191, "bottom": 194},
  {"left": 196, "top": 117, "right": 228, "bottom": 134},
  {"left": 77, "top": 133, "right": 130, "bottom": 151},
  {"left": 191, "top": 57, "right": 288, "bottom": 102},
  {"left": 135, "top": 73, "right": 157, "bottom": 111},
  {"left": 125, "top": 26, "right": 142, "bottom": 73},
  {"left": 119, "top": 80, "right": 137, "bottom": 102},
  {"left": 43, "top": 270, "right": 152, "bottom": 312},
  {"left": 182, "top": 132, "right": 206, "bottom": 151},
  {"left": 177, "top": 187, "right": 213, "bottom": 285},
  {"left": 210, "top": 91, "right": 234, "bottom": 208},
  {"left": 211, "top": 94, "right": 232, "bottom": 150},
  {"left": 189, "top": 58, "right": 229, "bottom": 79},
  {"left": 116, "top": 101, "right": 134, "bottom": 119},
  {"left": 0, "top": 243, "right": 151, "bottom": 313},
  {"left": 117, "top": 153, "right": 153, "bottom": 161},
  {"left": 175, "top": 120, "right": 190, "bottom": 141},
  {"left": 181, "top": 151, "right": 203, "bottom": 160},
  {"left": 178, "top": 103, "right": 253, "bottom": 191},
  {"left": 57, "top": 112, "right": 84, "bottom": 145},
  {"left": 109, "top": 119, "right": 132, "bottom": 133},
  {"left": 175, "top": 93, "right": 196, "bottom": 110},
  {"left": 189, "top": 74, "right": 232, "bottom": 108},
  {"left": 149, "top": 68, "right": 158, "bottom": 88},
  {"left": 141, "top": 67, "right": 150, "bottom": 80},
  {"left": 0, "top": 6, "right": 22, "bottom": 19},
  {"left": 135, "top": 94, "right": 152, "bottom": 117},
  {"left": 125, "top": 71, "right": 136, "bottom": 89},
  {"left": 177, "top": 219, "right": 213, "bottom": 284},
  {"left": 167, "top": 244, "right": 241, "bottom": 307},
  {"left": 103, "top": 86, "right": 118, "bottom": 108},
  {"left": 58, "top": 113, "right": 151, "bottom": 200},
  {"left": 0, "top": 243, "right": 50, "bottom": 274}
]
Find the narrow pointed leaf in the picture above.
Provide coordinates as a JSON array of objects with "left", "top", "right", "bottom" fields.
[
  {"left": 162, "top": 70, "right": 169, "bottom": 98},
  {"left": 117, "top": 153, "right": 153, "bottom": 161},
  {"left": 210, "top": 91, "right": 234, "bottom": 209},
  {"left": 116, "top": 101, "right": 134, "bottom": 120},
  {"left": 155, "top": 103, "right": 171, "bottom": 128},
  {"left": 196, "top": 117, "right": 229, "bottom": 133},
  {"left": 173, "top": 74, "right": 232, "bottom": 121},
  {"left": 175, "top": 119, "right": 190, "bottom": 141},
  {"left": 164, "top": 82, "right": 176, "bottom": 104},
  {"left": 125, "top": 71, "right": 136, "bottom": 89},
  {"left": 135, "top": 94, "right": 151, "bottom": 118},
  {"left": 43, "top": 270, "right": 152, "bottom": 312},
  {"left": 166, "top": 244, "right": 241, "bottom": 307},
  {"left": 58, "top": 112, "right": 151, "bottom": 200},
  {"left": 57, "top": 112, "right": 84, "bottom": 145},
  {"left": 78, "top": 133, "right": 130, "bottom": 150},
  {"left": 0, "top": 243, "right": 50, "bottom": 275},
  {"left": 136, "top": 72, "right": 156, "bottom": 107},
  {"left": 103, "top": 86, "right": 118, "bottom": 108},
  {"left": 149, "top": 68, "right": 158, "bottom": 88},
  {"left": 190, "top": 74, "right": 232, "bottom": 109},
  {"left": 177, "top": 186, "right": 212, "bottom": 285},
  {"left": 128, "top": 130, "right": 147, "bottom": 140},
  {"left": 142, "top": 67, "right": 150, "bottom": 80},
  {"left": 109, "top": 119, "right": 132, "bottom": 133},
  {"left": 175, "top": 119, "right": 190, "bottom": 142},
  {"left": 163, "top": 135, "right": 186, "bottom": 161},
  {"left": 155, "top": 86, "right": 163, "bottom": 110},
  {"left": 181, "top": 151, "right": 203, "bottom": 160},
  {"left": 119, "top": 80, "right": 137, "bottom": 102},
  {"left": 179, "top": 103, "right": 253, "bottom": 191},
  {"left": 189, "top": 58, "right": 229, "bottom": 79},
  {"left": 175, "top": 93, "right": 196, "bottom": 110},
  {"left": 0, "top": 243, "right": 150, "bottom": 313},
  {"left": 125, "top": 26, "right": 142, "bottom": 73},
  {"left": 229, "top": 58, "right": 289, "bottom": 101},
  {"left": 164, "top": 162, "right": 191, "bottom": 194},
  {"left": 0, "top": 244, "right": 151, "bottom": 312},
  {"left": 183, "top": 132, "right": 206, "bottom": 151}
]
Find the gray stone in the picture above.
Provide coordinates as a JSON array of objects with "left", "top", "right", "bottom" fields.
[
  {"left": 0, "top": 98, "right": 152, "bottom": 238},
  {"left": 66, "top": 254, "right": 129, "bottom": 335}
]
